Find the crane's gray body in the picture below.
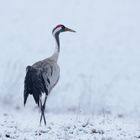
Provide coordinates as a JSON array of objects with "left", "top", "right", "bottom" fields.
[{"left": 32, "top": 57, "right": 60, "bottom": 94}]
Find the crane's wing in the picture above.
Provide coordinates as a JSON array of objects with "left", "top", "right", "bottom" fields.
[
  {"left": 41, "top": 62, "right": 60, "bottom": 93},
  {"left": 31, "top": 59, "right": 60, "bottom": 95},
  {"left": 24, "top": 66, "right": 48, "bottom": 106}
]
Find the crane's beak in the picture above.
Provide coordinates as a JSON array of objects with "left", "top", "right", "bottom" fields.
[{"left": 65, "top": 27, "right": 76, "bottom": 32}]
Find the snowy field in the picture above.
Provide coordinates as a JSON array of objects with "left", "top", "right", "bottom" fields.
[
  {"left": 0, "top": 109, "right": 140, "bottom": 140},
  {"left": 0, "top": 0, "right": 140, "bottom": 139}
]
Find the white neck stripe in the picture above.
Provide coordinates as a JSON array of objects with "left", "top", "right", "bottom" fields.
[{"left": 53, "top": 27, "right": 62, "bottom": 36}]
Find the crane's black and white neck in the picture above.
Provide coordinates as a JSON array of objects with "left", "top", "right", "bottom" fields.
[
  {"left": 50, "top": 24, "right": 76, "bottom": 62},
  {"left": 50, "top": 25, "right": 61, "bottom": 62}
]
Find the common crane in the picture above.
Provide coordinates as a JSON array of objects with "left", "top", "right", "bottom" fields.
[{"left": 23, "top": 25, "right": 76, "bottom": 125}]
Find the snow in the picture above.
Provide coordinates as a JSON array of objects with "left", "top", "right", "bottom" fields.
[
  {"left": 0, "top": 0, "right": 140, "bottom": 139},
  {"left": 0, "top": 108, "right": 140, "bottom": 140}
]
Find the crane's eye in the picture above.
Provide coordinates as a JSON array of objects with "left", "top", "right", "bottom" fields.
[{"left": 61, "top": 25, "right": 65, "bottom": 31}]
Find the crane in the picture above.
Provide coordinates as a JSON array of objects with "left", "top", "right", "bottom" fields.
[{"left": 23, "top": 25, "right": 76, "bottom": 125}]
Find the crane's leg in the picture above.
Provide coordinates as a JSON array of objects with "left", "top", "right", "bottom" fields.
[
  {"left": 39, "top": 98, "right": 46, "bottom": 125},
  {"left": 39, "top": 98, "right": 43, "bottom": 125},
  {"left": 39, "top": 96, "right": 47, "bottom": 125},
  {"left": 42, "top": 96, "right": 47, "bottom": 125}
]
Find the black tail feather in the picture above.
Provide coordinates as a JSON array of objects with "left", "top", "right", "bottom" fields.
[
  {"left": 24, "top": 93, "right": 29, "bottom": 106},
  {"left": 24, "top": 66, "right": 48, "bottom": 106}
]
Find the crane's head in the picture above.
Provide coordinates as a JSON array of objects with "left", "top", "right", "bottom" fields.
[{"left": 52, "top": 24, "right": 76, "bottom": 36}]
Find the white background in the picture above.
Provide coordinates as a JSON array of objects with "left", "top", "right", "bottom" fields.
[{"left": 0, "top": 0, "right": 140, "bottom": 117}]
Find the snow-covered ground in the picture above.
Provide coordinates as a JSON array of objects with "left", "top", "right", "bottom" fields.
[
  {"left": 0, "top": 0, "right": 140, "bottom": 139},
  {"left": 0, "top": 108, "right": 140, "bottom": 140}
]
